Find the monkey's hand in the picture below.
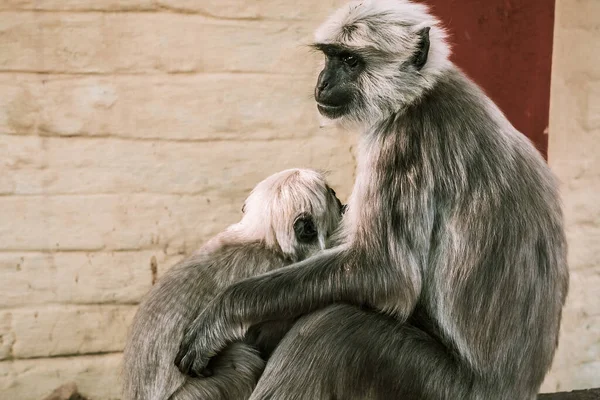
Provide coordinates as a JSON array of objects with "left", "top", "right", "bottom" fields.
[{"left": 175, "top": 294, "right": 244, "bottom": 377}]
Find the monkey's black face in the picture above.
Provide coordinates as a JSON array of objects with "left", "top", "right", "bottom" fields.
[{"left": 314, "top": 44, "right": 364, "bottom": 119}]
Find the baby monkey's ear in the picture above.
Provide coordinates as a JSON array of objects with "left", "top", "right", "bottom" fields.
[{"left": 328, "top": 186, "right": 344, "bottom": 213}]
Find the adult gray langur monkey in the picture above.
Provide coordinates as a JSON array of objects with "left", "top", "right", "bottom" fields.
[
  {"left": 122, "top": 168, "right": 344, "bottom": 400},
  {"left": 175, "top": 1, "right": 569, "bottom": 399}
]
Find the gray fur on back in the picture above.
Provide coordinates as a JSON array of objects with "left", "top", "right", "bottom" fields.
[{"left": 122, "top": 168, "right": 343, "bottom": 400}]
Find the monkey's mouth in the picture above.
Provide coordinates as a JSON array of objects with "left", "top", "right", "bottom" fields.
[{"left": 317, "top": 103, "right": 348, "bottom": 119}]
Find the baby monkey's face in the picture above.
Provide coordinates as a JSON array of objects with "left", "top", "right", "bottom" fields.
[
  {"left": 292, "top": 186, "right": 345, "bottom": 246},
  {"left": 240, "top": 169, "right": 346, "bottom": 261},
  {"left": 287, "top": 183, "right": 346, "bottom": 261}
]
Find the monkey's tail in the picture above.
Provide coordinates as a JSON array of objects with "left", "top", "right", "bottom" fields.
[{"left": 168, "top": 342, "right": 265, "bottom": 400}]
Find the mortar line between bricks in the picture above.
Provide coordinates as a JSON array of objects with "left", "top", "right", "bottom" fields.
[
  {"left": 0, "top": 191, "right": 240, "bottom": 197},
  {"left": 0, "top": 248, "right": 184, "bottom": 253},
  {"left": 0, "top": 9, "right": 308, "bottom": 23},
  {"left": 0, "top": 69, "right": 315, "bottom": 78},
  {"left": 0, "top": 350, "right": 124, "bottom": 362},
  {"left": 0, "top": 131, "right": 331, "bottom": 143},
  {"left": 0, "top": 302, "right": 140, "bottom": 311},
  {"left": 0, "top": 191, "right": 241, "bottom": 196},
  {"left": 0, "top": 250, "right": 173, "bottom": 255}
]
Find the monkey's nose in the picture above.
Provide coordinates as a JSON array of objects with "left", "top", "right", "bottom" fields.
[
  {"left": 318, "top": 80, "right": 329, "bottom": 94},
  {"left": 315, "top": 81, "right": 329, "bottom": 99}
]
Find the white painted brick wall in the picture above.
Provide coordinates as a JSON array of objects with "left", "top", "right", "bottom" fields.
[
  {"left": 0, "top": 1, "right": 354, "bottom": 398},
  {"left": 542, "top": 0, "right": 600, "bottom": 393},
  {"left": 0, "top": 0, "right": 597, "bottom": 398}
]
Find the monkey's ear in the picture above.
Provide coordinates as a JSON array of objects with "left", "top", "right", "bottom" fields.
[
  {"left": 328, "top": 187, "right": 344, "bottom": 213},
  {"left": 294, "top": 215, "right": 318, "bottom": 243},
  {"left": 412, "top": 27, "right": 430, "bottom": 71}
]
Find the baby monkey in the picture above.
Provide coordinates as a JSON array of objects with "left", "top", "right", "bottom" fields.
[{"left": 122, "top": 168, "right": 344, "bottom": 400}]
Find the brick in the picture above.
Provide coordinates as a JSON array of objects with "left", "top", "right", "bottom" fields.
[
  {"left": 0, "top": 251, "right": 185, "bottom": 308},
  {"left": 557, "top": 0, "right": 600, "bottom": 30},
  {"left": 0, "top": 134, "right": 355, "bottom": 196},
  {"left": 548, "top": 137, "right": 599, "bottom": 184},
  {"left": 0, "top": 171, "right": 15, "bottom": 194},
  {"left": 551, "top": 28, "right": 600, "bottom": 81},
  {"left": 0, "top": 193, "right": 238, "bottom": 251},
  {"left": 0, "top": 353, "right": 122, "bottom": 400},
  {"left": 574, "top": 361, "right": 600, "bottom": 391},
  {"left": 570, "top": 269, "right": 600, "bottom": 315},
  {"left": 585, "top": 81, "right": 600, "bottom": 130},
  {"left": 559, "top": 304, "right": 600, "bottom": 367},
  {"left": 0, "top": 12, "right": 318, "bottom": 74},
  {"left": 0, "top": 0, "right": 154, "bottom": 11},
  {"left": 546, "top": 315, "right": 600, "bottom": 392},
  {"left": 0, "top": 74, "right": 324, "bottom": 140},
  {"left": 549, "top": 79, "right": 600, "bottom": 185},
  {"left": 0, "top": 307, "right": 129, "bottom": 360},
  {"left": 565, "top": 224, "right": 600, "bottom": 272},
  {"left": 155, "top": 0, "right": 342, "bottom": 20},
  {"left": 560, "top": 173, "right": 600, "bottom": 274},
  {"left": 1, "top": 305, "right": 135, "bottom": 359}
]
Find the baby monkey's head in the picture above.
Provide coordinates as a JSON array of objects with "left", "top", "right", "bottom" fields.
[{"left": 239, "top": 168, "right": 345, "bottom": 261}]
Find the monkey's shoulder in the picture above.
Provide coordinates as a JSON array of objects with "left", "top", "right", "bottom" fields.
[
  {"left": 162, "top": 240, "right": 289, "bottom": 286},
  {"left": 131, "top": 240, "right": 288, "bottom": 332}
]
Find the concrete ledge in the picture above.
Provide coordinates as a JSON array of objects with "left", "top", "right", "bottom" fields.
[{"left": 539, "top": 389, "right": 600, "bottom": 399}]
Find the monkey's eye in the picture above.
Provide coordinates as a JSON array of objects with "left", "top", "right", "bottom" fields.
[
  {"left": 342, "top": 54, "right": 359, "bottom": 68},
  {"left": 293, "top": 215, "right": 318, "bottom": 243},
  {"left": 241, "top": 204, "right": 246, "bottom": 214}
]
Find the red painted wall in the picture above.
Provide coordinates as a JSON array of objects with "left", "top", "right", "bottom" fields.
[{"left": 423, "top": 0, "right": 555, "bottom": 158}]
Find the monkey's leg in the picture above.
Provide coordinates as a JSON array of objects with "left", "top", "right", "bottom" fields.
[
  {"left": 169, "top": 343, "right": 264, "bottom": 400},
  {"left": 245, "top": 318, "right": 298, "bottom": 359},
  {"left": 250, "top": 304, "right": 501, "bottom": 400}
]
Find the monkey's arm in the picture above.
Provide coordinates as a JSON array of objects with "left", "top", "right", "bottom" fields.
[{"left": 175, "top": 245, "right": 419, "bottom": 376}]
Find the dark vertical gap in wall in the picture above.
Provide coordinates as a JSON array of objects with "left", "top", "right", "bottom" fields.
[{"left": 423, "top": 0, "right": 555, "bottom": 159}]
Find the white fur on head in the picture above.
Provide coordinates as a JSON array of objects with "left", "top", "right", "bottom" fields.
[
  {"left": 314, "top": 0, "right": 452, "bottom": 128},
  {"left": 232, "top": 169, "right": 342, "bottom": 260}
]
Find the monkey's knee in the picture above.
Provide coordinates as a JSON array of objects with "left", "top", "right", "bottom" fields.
[
  {"left": 250, "top": 305, "right": 367, "bottom": 400},
  {"left": 264, "top": 304, "right": 363, "bottom": 364},
  {"left": 171, "top": 343, "right": 265, "bottom": 400}
]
